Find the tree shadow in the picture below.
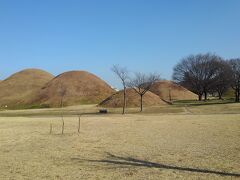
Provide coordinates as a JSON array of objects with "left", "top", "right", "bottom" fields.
[{"left": 81, "top": 152, "right": 240, "bottom": 177}]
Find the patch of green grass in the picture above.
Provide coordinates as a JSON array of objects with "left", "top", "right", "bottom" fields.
[
  {"left": 0, "top": 104, "right": 50, "bottom": 110},
  {"left": 173, "top": 98, "right": 236, "bottom": 106},
  {"left": 223, "top": 88, "right": 235, "bottom": 98}
]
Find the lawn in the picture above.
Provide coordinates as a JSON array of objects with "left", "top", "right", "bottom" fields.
[{"left": 0, "top": 103, "right": 239, "bottom": 179}]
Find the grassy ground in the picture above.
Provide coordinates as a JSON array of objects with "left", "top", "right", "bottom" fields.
[
  {"left": 0, "top": 103, "right": 240, "bottom": 179},
  {"left": 173, "top": 98, "right": 235, "bottom": 106},
  {"left": 1, "top": 100, "right": 240, "bottom": 117}
]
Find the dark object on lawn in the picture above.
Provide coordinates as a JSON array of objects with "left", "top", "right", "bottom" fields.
[{"left": 99, "top": 109, "right": 108, "bottom": 114}]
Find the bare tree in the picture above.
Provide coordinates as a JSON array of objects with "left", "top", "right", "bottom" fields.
[
  {"left": 129, "top": 72, "right": 160, "bottom": 112},
  {"left": 111, "top": 65, "right": 129, "bottom": 114},
  {"left": 229, "top": 58, "right": 240, "bottom": 102},
  {"left": 169, "top": 89, "right": 172, "bottom": 102},
  {"left": 58, "top": 82, "right": 67, "bottom": 134},
  {"left": 210, "top": 60, "right": 232, "bottom": 100},
  {"left": 173, "top": 53, "right": 223, "bottom": 101}
]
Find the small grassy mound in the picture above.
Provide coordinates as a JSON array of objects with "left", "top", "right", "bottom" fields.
[
  {"left": 150, "top": 80, "right": 198, "bottom": 101},
  {"left": 99, "top": 88, "right": 167, "bottom": 108}
]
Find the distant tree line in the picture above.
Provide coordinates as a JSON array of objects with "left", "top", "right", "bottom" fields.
[{"left": 172, "top": 53, "right": 240, "bottom": 102}]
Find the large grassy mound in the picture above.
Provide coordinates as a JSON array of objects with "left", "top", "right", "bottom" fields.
[
  {"left": 31, "top": 71, "right": 115, "bottom": 107},
  {"left": 150, "top": 80, "right": 197, "bottom": 101},
  {"left": 0, "top": 69, "right": 54, "bottom": 108},
  {"left": 99, "top": 88, "right": 166, "bottom": 108}
]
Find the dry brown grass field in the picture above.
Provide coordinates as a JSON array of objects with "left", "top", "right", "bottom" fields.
[{"left": 0, "top": 103, "right": 240, "bottom": 179}]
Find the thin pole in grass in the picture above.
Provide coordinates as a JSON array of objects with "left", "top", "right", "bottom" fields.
[
  {"left": 78, "top": 114, "right": 81, "bottom": 133},
  {"left": 58, "top": 82, "right": 66, "bottom": 135},
  {"left": 49, "top": 123, "right": 53, "bottom": 134},
  {"left": 61, "top": 114, "right": 64, "bottom": 135}
]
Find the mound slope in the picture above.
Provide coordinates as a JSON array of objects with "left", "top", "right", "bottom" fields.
[
  {"left": 32, "top": 71, "right": 115, "bottom": 107},
  {"left": 0, "top": 69, "right": 54, "bottom": 107},
  {"left": 99, "top": 88, "right": 166, "bottom": 108},
  {"left": 150, "top": 80, "right": 197, "bottom": 101}
]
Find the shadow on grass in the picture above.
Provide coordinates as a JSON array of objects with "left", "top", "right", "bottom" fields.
[{"left": 80, "top": 153, "right": 240, "bottom": 177}]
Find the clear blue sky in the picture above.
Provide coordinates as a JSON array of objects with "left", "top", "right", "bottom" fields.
[{"left": 0, "top": 0, "right": 239, "bottom": 88}]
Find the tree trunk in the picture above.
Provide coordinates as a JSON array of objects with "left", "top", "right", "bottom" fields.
[
  {"left": 123, "top": 87, "right": 126, "bottom": 114},
  {"left": 198, "top": 93, "right": 202, "bottom": 101},
  {"left": 140, "top": 94, "right": 143, "bottom": 112},
  {"left": 235, "top": 89, "right": 239, "bottom": 102},
  {"left": 61, "top": 97, "right": 63, "bottom": 108},
  {"left": 204, "top": 91, "right": 207, "bottom": 101},
  {"left": 238, "top": 88, "right": 240, "bottom": 102},
  {"left": 236, "top": 88, "right": 240, "bottom": 102},
  {"left": 169, "top": 89, "right": 172, "bottom": 102},
  {"left": 218, "top": 91, "right": 223, "bottom": 100},
  {"left": 235, "top": 89, "right": 237, "bottom": 102}
]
